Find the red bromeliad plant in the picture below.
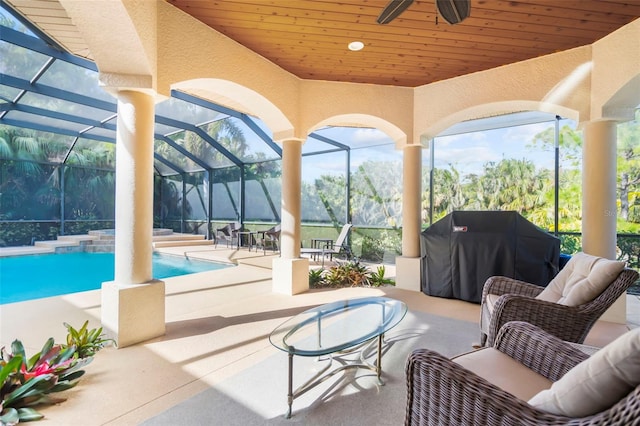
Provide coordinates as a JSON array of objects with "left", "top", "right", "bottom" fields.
[
  {"left": 1, "top": 333, "right": 93, "bottom": 424},
  {"left": 18, "top": 342, "right": 77, "bottom": 381}
]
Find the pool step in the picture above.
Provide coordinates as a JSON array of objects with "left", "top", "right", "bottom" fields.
[
  {"left": 35, "top": 240, "right": 81, "bottom": 249},
  {"left": 153, "top": 233, "right": 206, "bottom": 242},
  {"left": 0, "top": 246, "right": 55, "bottom": 257},
  {"left": 85, "top": 241, "right": 116, "bottom": 253},
  {"left": 1, "top": 230, "right": 209, "bottom": 257},
  {"left": 151, "top": 233, "right": 209, "bottom": 248},
  {"left": 57, "top": 235, "right": 98, "bottom": 244},
  {"left": 153, "top": 239, "right": 213, "bottom": 248}
]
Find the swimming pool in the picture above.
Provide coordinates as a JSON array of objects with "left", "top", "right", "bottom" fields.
[{"left": 0, "top": 252, "right": 230, "bottom": 304}]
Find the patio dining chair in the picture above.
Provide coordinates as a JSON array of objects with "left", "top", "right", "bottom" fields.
[
  {"left": 479, "top": 252, "right": 639, "bottom": 347},
  {"left": 255, "top": 224, "right": 281, "bottom": 254},
  {"left": 215, "top": 221, "right": 241, "bottom": 248}
]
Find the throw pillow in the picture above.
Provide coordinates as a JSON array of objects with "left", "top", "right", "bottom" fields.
[
  {"left": 528, "top": 327, "right": 640, "bottom": 417},
  {"left": 535, "top": 252, "right": 625, "bottom": 306}
]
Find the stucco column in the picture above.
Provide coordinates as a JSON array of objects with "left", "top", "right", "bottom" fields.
[
  {"left": 396, "top": 144, "right": 422, "bottom": 291},
  {"left": 280, "top": 139, "right": 302, "bottom": 259},
  {"left": 582, "top": 120, "right": 623, "bottom": 322},
  {"left": 272, "top": 138, "right": 309, "bottom": 295},
  {"left": 102, "top": 90, "right": 165, "bottom": 347},
  {"left": 113, "top": 90, "right": 155, "bottom": 284}
]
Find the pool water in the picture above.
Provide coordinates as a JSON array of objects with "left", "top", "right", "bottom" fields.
[{"left": 0, "top": 252, "right": 229, "bottom": 304}]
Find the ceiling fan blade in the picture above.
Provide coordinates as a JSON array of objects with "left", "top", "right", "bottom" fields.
[
  {"left": 376, "top": 0, "right": 414, "bottom": 25},
  {"left": 436, "top": 0, "right": 471, "bottom": 25}
]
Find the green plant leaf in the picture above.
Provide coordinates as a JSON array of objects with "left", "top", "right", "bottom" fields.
[
  {"left": 88, "top": 328, "right": 102, "bottom": 342},
  {"left": 57, "top": 369, "right": 85, "bottom": 383},
  {"left": 26, "top": 352, "right": 40, "bottom": 371},
  {"left": 64, "top": 357, "right": 92, "bottom": 375},
  {"left": 49, "top": 381, "right": 79, "bottom": 393},
  {"left": 57, "top": 345, "right": 77, "bottom": 364},
  {"left": 0, "top": 407, "right": 19, "bottom": 425},
  {"left": 39, "top": 338, "right": 55, "bottom": 360},
  {"left": 17, "top": 407, "right": 45, "bottom": 421},
  {"left": 0, "top": 355, "right": 22, "bottom": 385},
  {"left": 64, "top": 322, "right": 80, "bottom": 346},
  {"left": 78, "top": 320, "right": 89, "bottom": 336},
  {"left": 17, "top": 394, "right": 50, "bottom": 407},
  {"left": 34, "top": 343, "right": 61, "bottom": 369},
  {"left": 10, "top": 340, "right": 26, "bottom": 364},
  {"left": 4, "top": 374, "right": 55, "bottom": 406}
]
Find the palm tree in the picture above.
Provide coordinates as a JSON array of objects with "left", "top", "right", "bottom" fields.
[
  {"left": 469, "top": 158, "right": 550, "bottom": 221},
  {"left": 430, "top": 165, "right": 465, "bottom": 221},
  {"left": 617, "top": 112, "right": 640, "bottom": 222}
]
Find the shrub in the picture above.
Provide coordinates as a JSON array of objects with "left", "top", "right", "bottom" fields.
[
  {"left": 310, "top": 260, "right": 395, "bottom": 288},
  {"left": 63, "top": 321, "right": 115, "bottom": 359}
]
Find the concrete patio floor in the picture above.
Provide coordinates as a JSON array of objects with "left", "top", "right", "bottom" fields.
[{"left": 0, "top": 245, "right": 635, "bottom": 425}]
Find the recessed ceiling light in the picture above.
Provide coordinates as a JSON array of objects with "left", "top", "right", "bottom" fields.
[{"left": 348, "top": 41, "right": 364, "bottom": 51}]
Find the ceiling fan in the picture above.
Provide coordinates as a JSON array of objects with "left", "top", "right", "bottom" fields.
[{"left": 376, "top": 0, "right": 471, "bottom": 25}]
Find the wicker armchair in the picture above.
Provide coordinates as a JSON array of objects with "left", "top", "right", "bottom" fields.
[
  {"left": 405, "top": 321, "right": 640, "bottom": 426},
  {"left": 479, "top": 267, "right": 638, "bottom": 347}
]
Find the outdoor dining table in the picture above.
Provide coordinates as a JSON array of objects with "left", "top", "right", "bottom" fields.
[{"left": 235, "top": 230, "right": 254, "bottom": 250}]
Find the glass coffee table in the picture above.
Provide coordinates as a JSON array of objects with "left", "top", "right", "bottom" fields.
[{"left": 269, "top": 296, "right": 407, "bottom": 418}]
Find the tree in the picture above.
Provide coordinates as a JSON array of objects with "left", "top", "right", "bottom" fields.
[
  {"left": 350, "top": 161, "right": 402, "bottom": 227},
  {"left": 457, "top": 158, "right": 552, "bottom": 228},
  {"left": 429, "top": 165, "right": 465, "bottom": 221},
  {"left": 617, "top": 112, "right": 640, "bottom": 222},
  {"left": 527, "top": 116, "right": 640, "bottom": 227},
  {"left": 528, "top": 124, "right": 583, "bottom": 168}
]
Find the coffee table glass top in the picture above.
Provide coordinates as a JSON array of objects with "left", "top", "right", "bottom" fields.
[{"left": 269, "top": 297, "right": 407, "bottom": 357}]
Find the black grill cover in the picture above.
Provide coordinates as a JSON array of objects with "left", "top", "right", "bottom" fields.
[{"left": 420, "top": 211, "right": 560, "bottom": 303}]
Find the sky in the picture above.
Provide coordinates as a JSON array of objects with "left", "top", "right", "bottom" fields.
[
  {"left": 432, "top": 121, "right": 563, "bottom": 177},
  {"left": 297, "top": 118, "right": 577, "bottom": 183}
]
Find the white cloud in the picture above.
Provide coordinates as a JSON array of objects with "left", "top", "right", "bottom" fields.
[
  {"left": 351, "top": 128, "right": 391, "bottom": 145},
  {"left": 434, "top": 146, "right": 494, "bottom": 172}
]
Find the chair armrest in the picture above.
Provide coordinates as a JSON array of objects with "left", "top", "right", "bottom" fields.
[
  {"left": 485, "top": 294, "right": 592, "bottom": 346},
  {"left": 482, "top": 276, "right": 544, "bottom": 300},
  {"left": 405, "top": 348, "right": 571, "bottom": 425},
  {"left": 493, "top": 321, "right": 589, "bottom": 381}
]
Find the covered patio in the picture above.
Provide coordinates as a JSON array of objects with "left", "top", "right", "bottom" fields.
[
  {"left": 1, "top": 1, "right": 640, "bottom": 423},
  {"left": 1, "top": 0, "right": 638, "bottom": 346},
  {"left": 1, "top": 244, "right": 634, "bottom": 424}
]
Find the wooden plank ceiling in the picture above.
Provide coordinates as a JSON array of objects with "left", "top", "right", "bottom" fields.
[
  {"left": 167, "top": 0, "right": 640, "bottom": 87},
  {"left": 5, "top": 0, "right": 640, "bottom": 88}
]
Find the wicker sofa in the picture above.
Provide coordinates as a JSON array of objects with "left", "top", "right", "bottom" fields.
[{"left": 405, "top": 321, "right": 640, "bottom": 425}]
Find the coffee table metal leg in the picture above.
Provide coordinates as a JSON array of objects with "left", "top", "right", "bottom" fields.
[
  {"left": 286, "top": 353, "right": 293, "bottom": 419},
  {"left": 376, "top": 334, "right": 384, "bottom": 385},
  {"left": 284, "top": 335, "right": 387, "bottom": 418}
]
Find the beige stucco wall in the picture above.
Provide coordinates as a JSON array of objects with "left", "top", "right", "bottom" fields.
[
  {"left": 158, "top": 1, "right": 416, "bottom": 143},
  {"left": 67, "top": 2, "right": 638, "bottom": 145},
  {"left": 155, "top": 1, "right": 302, "bottom": 139},
  {"left": 591, "top": 18, "right": 640, "bottom": 121},
  {"left": 299, "top": 80, "right": 414, "bottom": 145},
  {"left": 414, "top": 45, "right": 593, "bottom": 139}
]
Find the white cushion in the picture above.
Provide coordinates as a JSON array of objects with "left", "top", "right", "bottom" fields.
[
  {"left": 535, "top": 252, "right": 625, "bottom": 306},
  {"left": 454, "top": 348, "right": 552, "bottom": 401},
  {"left": 528, "top": 327, "right": 640, "bottom": 417},
  {"left": 485, "top": 293, "right": 500, "bottom": 312}
]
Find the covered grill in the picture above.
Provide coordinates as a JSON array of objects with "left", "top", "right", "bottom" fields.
[{"left": 420, "top": 211, "right": 560, "bottom": 303}]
